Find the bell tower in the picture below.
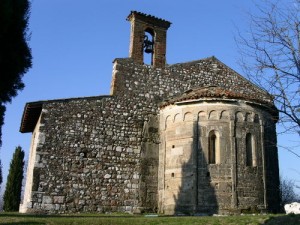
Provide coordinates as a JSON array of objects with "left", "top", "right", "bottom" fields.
[{"left": 127, "top": 11, "right": 171, "bottom": 68}]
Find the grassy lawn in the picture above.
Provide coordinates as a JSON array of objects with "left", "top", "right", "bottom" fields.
[{"left": 0, "top": 213, "right": 299, "bottom": 225}]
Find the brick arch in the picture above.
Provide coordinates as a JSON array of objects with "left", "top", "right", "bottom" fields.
[
  {"left": 184, "top": 112, "right": 193, "bottom": 121},
  {"left": 165, "top": 115, "right": 171, "bottom": 129},
  {"left": 220, "top": 110, "right": 229, "bottom": 120},
  {"left": 245, "top": 112, "right": 253, "bottom": 122},
  {"left": 198, "top": 111, "right": 206, "bottom": 121},
  {"left": 145, "top": 27, "right": 155, "bottom": 36},
  {"left": 208, "top": 110, "right": 218, "bottom": 120},
  {"left": 173, "top": 113, "right": 181, "bottom": 122},
  {"left": 235, "top": 111, "right": 244, "bottom": 122},
  {"left": 254, "top": 114, "right": 260, "bottom": 123}
]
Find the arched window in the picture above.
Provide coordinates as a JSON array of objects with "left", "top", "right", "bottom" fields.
[
  {"left": 246, "top": 133, "right": 256, "bottom": 166},
  {"left": 208, "top": 130, "right": 220, "bottom": 164}
]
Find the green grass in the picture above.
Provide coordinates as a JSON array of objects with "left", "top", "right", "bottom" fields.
[{"left": 0, "top": 213, "right": 299, "bottom": 225}]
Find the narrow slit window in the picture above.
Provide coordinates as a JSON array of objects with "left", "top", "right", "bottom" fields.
[
  {"left": 209, "top": 134, "right": 216, "bottom": 164},
  {"left": 209, "top": 131, "right": 216, "bottom": 164},
  {"left": 246, "top": 133, "right": 256, "bottom": 166},
  {"left": 208, "top": 130, "right": 220, "bottom": 164}
]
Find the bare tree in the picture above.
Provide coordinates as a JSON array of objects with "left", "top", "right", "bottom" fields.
[
  {"left": 236, "top": 0, "right": 300, "bottom": 136},
  {"left": 0, "top": 190, "right": 3, "bottom": 211},
  {"left": 280, "top": 176, "right": 300, "bottom": 211}
]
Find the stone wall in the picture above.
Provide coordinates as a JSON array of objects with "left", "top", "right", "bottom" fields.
[
  {"left": 20, "top": 56, "right": 280, "bottom": 213},
  {"left": 24, "top": 96, "right": 145, "bottom": 213},
  {"left": 20, "top": 115, "right": 43, "bottom": 213},
  {"left": 111, "top": 57, "right": 273, "bottom": 104}
]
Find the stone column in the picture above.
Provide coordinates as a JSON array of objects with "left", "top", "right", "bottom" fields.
[
  {"left": 230, "top": 119, "right": 238, "bottom": 209},
  {"left": 260, "top": 119, "right": 267, "bottom": 210}
]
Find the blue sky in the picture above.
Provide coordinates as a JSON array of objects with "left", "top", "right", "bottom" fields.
[{"left": 1, "top": 0, "right": 299, "bottom": 195}]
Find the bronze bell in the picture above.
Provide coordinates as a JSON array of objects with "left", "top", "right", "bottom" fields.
[{"left": 144, "top": 35, "right": 153, "bottom": 54}]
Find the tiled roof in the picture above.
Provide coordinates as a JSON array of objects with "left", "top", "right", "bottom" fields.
[
  {"left": 127, "top": 11, "right": 171, "bottom": 28},
  {"left": 160, "top": 86, "right": 275, "bottom": 108}
]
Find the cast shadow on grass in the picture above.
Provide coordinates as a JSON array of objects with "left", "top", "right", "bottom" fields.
[
  {"left": 0, "top": 213, "right": 135, "bottom": 219},
  {"left": 1, "top": 222, "right": 45, "bottom": 225},
  {"left": 263, "top": 214, "right": 300, "bottom": 225},
  {"left": 0, "top": 213, "right": 51, "bottom": 218}
]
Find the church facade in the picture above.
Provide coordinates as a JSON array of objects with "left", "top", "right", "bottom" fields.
[{"left": 19, "top": 11, "right": 280, "bottom": 215}]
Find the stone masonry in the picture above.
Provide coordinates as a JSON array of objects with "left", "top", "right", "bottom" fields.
[{"left": 19, "top": 11, "right": 280, "bottom": 214}]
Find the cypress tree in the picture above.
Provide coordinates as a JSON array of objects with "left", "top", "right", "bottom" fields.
[
  {"left": 0, "top": 160, "right": 2, "bottom": 189},
  {"left": 0, "top": 0, "right": 32, "bottom": 105},
  {"left": 3, "top": 146, "right": 25, "bottom": 211},
  {"left": 0, "top": 0, "right": 32, "bottom": 189}
]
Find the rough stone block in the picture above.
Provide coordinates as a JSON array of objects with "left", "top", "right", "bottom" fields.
[
  {"left": 42, "top": 203, "right": 55, "bottom": 211},
  {"left": 42, "top": 196, "right": 52, "bottom": 204},
  {"left": 53, "top": 196, "right": 65, "bottom": 204}
]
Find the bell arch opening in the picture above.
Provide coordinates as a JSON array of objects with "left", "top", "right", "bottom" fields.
[{"left": 143, "top": 28, "right": 154, "bottom": 65}]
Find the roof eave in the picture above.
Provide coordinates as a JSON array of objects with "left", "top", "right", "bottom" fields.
[{"left": 20, "top": 102, "right": 43, "bottom": 133}]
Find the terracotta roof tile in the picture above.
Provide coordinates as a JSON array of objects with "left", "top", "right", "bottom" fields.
[{"left": 160, "top": 86, "right": 275, "bottom": 108}]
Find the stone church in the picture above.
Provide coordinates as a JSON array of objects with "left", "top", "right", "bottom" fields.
[{"left": 19, "top": 11, "right": 280, "bottom": 214}]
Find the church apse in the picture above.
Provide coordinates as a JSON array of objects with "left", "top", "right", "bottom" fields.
[{"left": 159, "top": 88, "right": 279, "bottom": 214}]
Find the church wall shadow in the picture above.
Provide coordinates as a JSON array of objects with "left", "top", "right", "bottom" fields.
[{"left": 172, "top": 121, "right": 218, "bottom": 215}]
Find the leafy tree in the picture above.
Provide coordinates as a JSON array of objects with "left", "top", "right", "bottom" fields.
[
  {"left": 0, "top": 0, "right": 32, "bottom": 189},
  {"left": 3, "top": 146, "right": 25, "bottom": 211},
  {"left": 236, "top": 0, "right": 300, "bottom": 136}
]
